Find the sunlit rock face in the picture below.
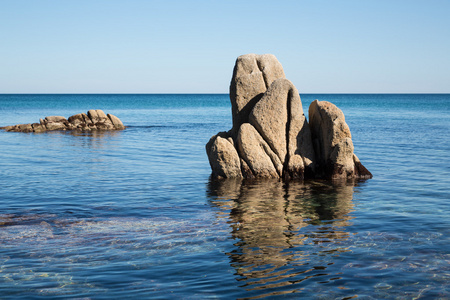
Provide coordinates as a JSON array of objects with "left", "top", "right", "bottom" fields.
[
  {"left": 1, "top": 109, "right": 125, "bottom": 133},
  {"left": 206, "top": 54, "right": 372, "bottom": 180},
  {"left": 229, "top": 53, "right": 286, "bottom": 133}
]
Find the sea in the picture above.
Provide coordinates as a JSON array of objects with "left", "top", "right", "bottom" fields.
[{"left": 0, "top": 94, "right": 449, "bottom": 299}]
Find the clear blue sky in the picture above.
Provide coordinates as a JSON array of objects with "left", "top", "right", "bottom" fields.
[{"left": 1, "top": 0, "right": 449, "bottom": 93}]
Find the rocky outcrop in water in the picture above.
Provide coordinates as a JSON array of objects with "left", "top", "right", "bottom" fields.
[
  {"left": 309, "top": 100, "right": 371, "bottom": 179},
  {"left": 1, "top": 109, "right": 125, "bottom": 133},
  {"left": 206, "top": 54, "right": 372, "bottom": 180}
]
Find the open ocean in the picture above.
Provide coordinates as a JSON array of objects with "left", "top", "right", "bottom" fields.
[{"left": 0, "top": 94, "right": 449, "bottom": 299}]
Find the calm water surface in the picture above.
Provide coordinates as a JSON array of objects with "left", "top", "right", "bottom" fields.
[{"left": 0, "top": 94, "right": 449, "bottom": 299}]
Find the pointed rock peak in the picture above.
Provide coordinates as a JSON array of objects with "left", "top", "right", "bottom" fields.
[
  {"left": 229, "top": 54, "right": 286, "bottom": 134},
  {"left": 254, "top": 54, "right": 286, "bottom": 89}
]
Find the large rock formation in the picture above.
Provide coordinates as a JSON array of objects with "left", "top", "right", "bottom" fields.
[
  {"left": 206, "top": 54, "right": 372, "bottom": 180},
  {"left": 0, "top": 109, "right": 125, "bottom": 133}
]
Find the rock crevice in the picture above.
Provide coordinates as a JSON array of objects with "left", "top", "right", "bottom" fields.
[{"left": 206, "top": 54, "right": 372, "bottom": 181}]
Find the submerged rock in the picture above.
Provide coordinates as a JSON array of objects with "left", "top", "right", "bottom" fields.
[
  {"left": 1, "top": 109, "right": 125, "bottom": 133},
  {"left": 206, "top": 53, "right": 372, "bottom": 181}
]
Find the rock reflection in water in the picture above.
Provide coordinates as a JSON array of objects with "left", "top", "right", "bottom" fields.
[
  {"left": 208, "top": 178, "right": 359, "bottom": 297},
  {"left": 62, "top": 129, "right": 122, "bottom": 150}
]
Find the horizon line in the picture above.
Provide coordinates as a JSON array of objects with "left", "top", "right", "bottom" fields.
[{"left": 1, "top": 92, "right": 450, "bottom": 95}]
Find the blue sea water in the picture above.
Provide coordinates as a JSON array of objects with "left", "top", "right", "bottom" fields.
[{"left": 0, "top": 94, "right": 449, "bottom": 299}]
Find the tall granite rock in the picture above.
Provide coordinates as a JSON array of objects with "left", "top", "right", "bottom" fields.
[{"left": 206, "top": 53, "right": 372, "bottom": 181}]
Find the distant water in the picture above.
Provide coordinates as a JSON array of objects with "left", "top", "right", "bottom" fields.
[{"left": 0, "top": 94, "right": 449, "bottom": 299}]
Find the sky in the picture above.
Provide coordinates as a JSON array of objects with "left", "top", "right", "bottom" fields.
[{"left": 0, "top": 0, "right": 449, "bottom": 93}]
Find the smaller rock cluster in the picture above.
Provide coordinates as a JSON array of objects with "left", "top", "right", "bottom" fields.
[{"left": 1, "top": 109, "right": 125, "bottom": 133}]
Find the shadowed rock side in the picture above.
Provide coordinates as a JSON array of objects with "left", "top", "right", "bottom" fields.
[
  {"left": 206, "top": 53, "right": 372, "bottom": 180},
  {"left": 1, "top": 109, "right": 125, "bottom": 133}
]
